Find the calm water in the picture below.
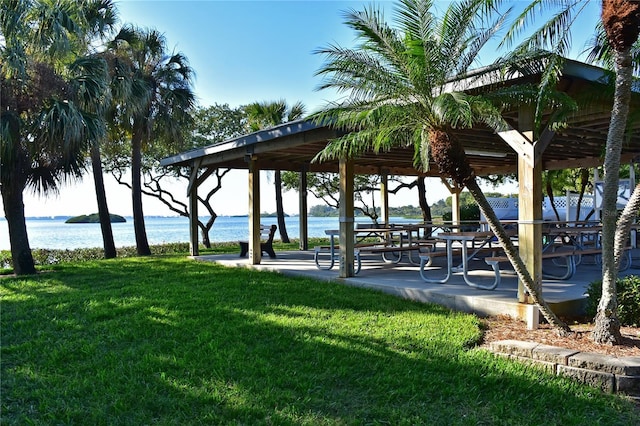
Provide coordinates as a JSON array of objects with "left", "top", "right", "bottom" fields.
[{"left": 0, "top": 216, "right": 416, "bottom": 250}]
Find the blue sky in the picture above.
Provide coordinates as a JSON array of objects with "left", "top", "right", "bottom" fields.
[
  {"left": 114, "top": 0, "right": 600, "bottom": 111},
  {"left": 116, "top": 0, "right": 377, "bottom": 112},
  {"left": 18, "top": 0, "right": 602, "bottom": 217}
]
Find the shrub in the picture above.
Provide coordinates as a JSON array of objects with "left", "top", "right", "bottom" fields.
[
  {"left": 586, "top": 275, "right": 640, "bottom": 326},
  {"left": 0, "top": 243, "right": 193, "bottom": 272}
]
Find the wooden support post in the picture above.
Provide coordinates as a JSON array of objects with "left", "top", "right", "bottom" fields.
[
  {"left": 517, "top": 154, "right": 543, "bottom": 305},
  {"left": 451, "top": 191, "right": 461, "bottom": 225},
  {"left": 380, "top": 170, "right": 389, "bottom": 226},
  {"left": 248, "top": 156, "right": 261, "bottom": 264},
  {"left": 499, "top": 109, "right": 544, "bottom": 308},
  {"left": 188, "top": 167, "right": 199, "bottom": 256},
  {"left": 441, "top": 178, "right": 463, "bottom": 225},
  {"left": 339, "top": 158, "right": 355, "bottom": 277},
  {"left": 299, "top": 165, "right": 309, "bottom": 251}
]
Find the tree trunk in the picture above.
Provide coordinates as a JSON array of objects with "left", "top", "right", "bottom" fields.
[
  {"left": 593, "top": 47, "right": 633, "bottom": 345},
  {"left": 417, "top": 177, "right": 433, "bottom": 237},
  {"left": 200, "top": 221, "right": 211, "bottom": 248},
  {"left": 90, "top": 142, "right": 117, "bottom": 259},
  {"left": 615, "top": 183, "right": 640, "bottom": 267},
  {"left": 429, "top": 128, "right": 570, "bottom": 334},
  {"left": 466, "top": 179, "right": 571, "bottom": 334},
  {"left": 546, "top": 177, "right": 560, "bottom": 221},
  {"left": 200, "top": 214, "right": 217, "bottom": 249},
  {"left": 1, "top": 177, "right": 36, "bottom": 275},
  {"left": 275, "top": 170, "right": 290, "bottom": 243},
  {"left": 131, "top": 123, "right": 151, "bottom": 256},
  {"left": 575, "top": 169, "right": 590, "bottom": 221}
]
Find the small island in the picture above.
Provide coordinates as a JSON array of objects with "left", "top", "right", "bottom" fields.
[{"left": 65, "top": 213, "right": 126, "bottom": 224}]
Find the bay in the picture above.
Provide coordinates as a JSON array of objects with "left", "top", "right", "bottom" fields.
[{"left": 0, "top": 216, "right": 416, "bottom": 250}]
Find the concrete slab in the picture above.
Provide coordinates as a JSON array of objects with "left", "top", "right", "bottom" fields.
[{"left": 196, "top": 248, "right": 640, "bottom": 323}]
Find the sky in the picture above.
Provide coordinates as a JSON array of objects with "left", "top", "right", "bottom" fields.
[{"left": 14, "top": 0, "right": 601, "bottom": 218}]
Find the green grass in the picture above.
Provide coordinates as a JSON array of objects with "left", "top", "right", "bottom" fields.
[
  {"left": 0, "top": 238, "right": 329, "bottom": 274},
  {"left": 2, "top": 255, "right": 639, "bottom": 425}
]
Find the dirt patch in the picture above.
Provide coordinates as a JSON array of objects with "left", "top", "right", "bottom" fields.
[{"left": 480, "top": 315, "right": 640, "bottom": 358}]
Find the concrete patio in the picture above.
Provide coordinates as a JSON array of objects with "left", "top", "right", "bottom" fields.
[{"left": 195, "top": 248, "right": 640, "bottom": 324}]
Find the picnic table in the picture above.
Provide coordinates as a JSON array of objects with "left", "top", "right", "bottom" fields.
[
  {"left": 419, "top": 231, "right": 506, "bottom": 290},
  {"left": 314, "top": 227, "right": 426, "bottom": 273}
]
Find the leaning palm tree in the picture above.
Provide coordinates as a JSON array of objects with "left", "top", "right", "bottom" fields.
[
  {"left": 589, "top": 0, "right": 640, "bottom": 344},
  {"left": 106, "top": 25, "right": 196, "bottom": 255},
  {"left": 504, "top": 0, "right": 640, "bottom": 344},
  {"left": 313, "top": 0, "right": 572, "bottom": 333},
  {"left": 0, "top": 0, "right": 114, "bottom": 274},
  {"left": 245, "top": 100, "right": 307, "bottom": 243}
]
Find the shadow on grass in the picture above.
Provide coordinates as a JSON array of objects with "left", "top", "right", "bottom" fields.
[{"left": 2, "top": 256, "right": 639, "bottom": 425}]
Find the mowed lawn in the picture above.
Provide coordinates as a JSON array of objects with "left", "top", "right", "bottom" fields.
[{"left": 2, "top": 256, "right": 639, "bottom": 425}]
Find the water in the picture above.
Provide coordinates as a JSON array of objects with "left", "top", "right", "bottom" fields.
[{"left": 0, "top": 216, "right": 417, "bottom": 250}]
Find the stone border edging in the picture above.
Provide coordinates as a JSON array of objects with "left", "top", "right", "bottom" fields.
[{"left": 489, "top": 340, "right": 640, "bottom": 397}]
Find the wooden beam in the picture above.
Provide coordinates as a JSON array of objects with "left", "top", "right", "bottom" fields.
[
  {"left": 498, "top": 128, "right": 534, "bottom": 168},
  {"left": 339, "top": 158, "right": 355, "bottom": 278},
  {"left": 248, "top": 157, "right": 261, "bottom": 264},
  {"left": 188, "top": 166, "right": 199, "bottom": 257},
  {"left": 380, "top": 170, "right": 389, "bottom": 225},
  {"left": 516, "top": 107, "right": 543, "bottom": 316},
  {"left": 186, "top": 158, "right": 202, "bottom": 195},
  {"left": 441, "top": 178, "right": 463, "bottom": 224},
  {"left": 298, "top": 164, "right": 309, "bottom": 251},
  {"left": 533, "top": 128, "right": 555, "bottom": 158},
  {"left": 195, "top": 167, "right": 216, "bottom": 188}
]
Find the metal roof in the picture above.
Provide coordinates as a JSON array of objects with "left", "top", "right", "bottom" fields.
[{"left": 160, "top": 59, "right": 640, "bottom": 177}]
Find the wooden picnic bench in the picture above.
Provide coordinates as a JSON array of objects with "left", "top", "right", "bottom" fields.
[{"left": 239, "top": 224, "right": 277, "bottom": 258}]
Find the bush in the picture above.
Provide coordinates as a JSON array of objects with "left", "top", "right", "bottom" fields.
[
  {"left": 586, "top": 275, "right": 640, "bottom": 326},
  {"left": 0, "top": 243, "right": 193, "bottom": 272}
]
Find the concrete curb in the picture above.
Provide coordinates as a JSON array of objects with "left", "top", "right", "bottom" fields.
[{"left": 489, "top": 340, "right": 640, "bottom": 396}]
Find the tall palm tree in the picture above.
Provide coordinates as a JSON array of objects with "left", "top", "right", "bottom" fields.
[
  {"left": 590, "top": 0, "right": 640, "bottom": 344},
  {"left": 84, "top": 2, "right": 119, "bottom": 260},
  {"left": 0, "top": 0, "right": 114, "bottom": 274},
  {"left": 245, "top": 100, "right": 306, "bottom": 243},
  {"left": 504, "top": 0, "right": 640, "bottom": 344},
  {"left": 106, "top": 25, "right": 196, "bottom": 255},
  {"left": 313, "top": 0, "right": 572, "bottom": 333}
]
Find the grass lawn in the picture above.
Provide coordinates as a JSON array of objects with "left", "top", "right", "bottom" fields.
[{"left": 2, "top": 255, "right": 639, "bottom": 425}]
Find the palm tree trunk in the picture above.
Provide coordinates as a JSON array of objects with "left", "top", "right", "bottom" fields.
[
  {"left": 466, "top": 179, "right": 572, "bottom": 334},
  {"left": 593, "top": 47, "right": 633, "bottom": 345},
  {"left": 275, "top": 170, "right": 290, "bottom": 243},
  {"left": 91, "top": 142, "right": 117, "bottom": 259},
  {"left": 615, "top": 183, "right": 640, "bottom": 267},
  {"left": 131, "top": 124, "right": 151, "bottom": 256},
  {"left": 429, "top": 128, "right": 570, "bottom": 334},
  {"left": 1, "top": 178, "right": 36, "bottom": 275}
]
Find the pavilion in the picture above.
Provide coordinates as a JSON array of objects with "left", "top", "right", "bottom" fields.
[{"left": 160, "top": 59, "right": 640, "bottom": 327}]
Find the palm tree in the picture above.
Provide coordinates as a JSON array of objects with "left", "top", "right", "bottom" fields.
[
  {"left": 0, "top": 0, "right": 114, "bottom": 274},
  {"left": 590, "top": 0, "right": 640, "bottom": 344},
  {"left": 504, "top": 0, "right": 640, "bottom": 344},
  {"left": 245, "top": 100, "right": 306, "bottom": 243},
  {"left": 106, "top": 25, "right": 196, "bottom": 255},
  {"left": 313, "top": 0, "right": 572, "bottom": 333}
]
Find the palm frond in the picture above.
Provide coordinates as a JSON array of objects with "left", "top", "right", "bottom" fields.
[{"left": 68, "top": 55, "right": 110, "bottom": 113}]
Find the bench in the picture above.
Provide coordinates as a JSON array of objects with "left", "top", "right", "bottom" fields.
[
  {"left": 239, "top": 224, "right": 277, "bottom": 258},
  {"left": 314, "top": 243, "right": 425, "bottom": 273},
  {"left": 573, "top": 246, "right": 632, "bottom": 270},
  {"left": 357, "top": 244, "right": 424, "bottom": 264},
  {"left": 484, "top": 249, "right": 577, "bottom": 281}
]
